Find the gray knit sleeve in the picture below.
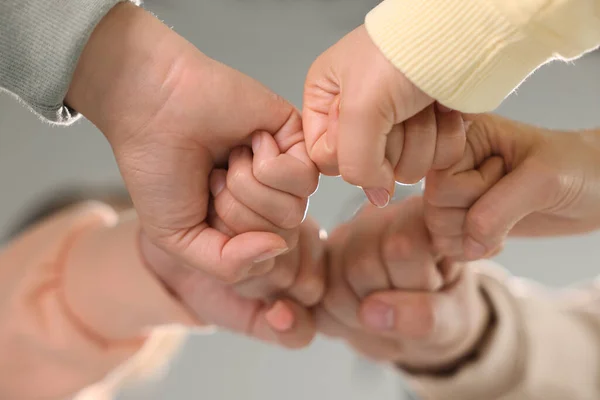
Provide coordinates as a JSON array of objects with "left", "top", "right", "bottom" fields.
[{"left": 0, "top": 0, "right": 141, "bottom": 125}]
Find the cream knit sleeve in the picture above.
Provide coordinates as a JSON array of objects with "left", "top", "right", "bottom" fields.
[{"left": 365, "top": 0, "right": 600, "bottom": 112}]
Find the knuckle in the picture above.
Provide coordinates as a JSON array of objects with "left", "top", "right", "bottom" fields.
[
  {"left": 384, "top": 235, "right": 414, "bottom": 262},
  {"left": 466, "top": 209, "right": 497, "bottom": 241},
  {"left": 268, "top": 263, "right": 298, "bottom": 290},
  {"left": 408, "top": 297, "right": 436, "bottom": 338},
  {"left": 293, "top": 274, "right": 326, "bottom": 306},
  {"left": 423, "top": 173, "right": 450, "bottom": 207},
  {"left": 346, "top": 256, "right": 376, "bottom": 286},
  {"left": 278, "top": 198, "right": 307, "bottom": 230},
  {"left": 339, "top": 163, "right": 371, "bottom": 187}
]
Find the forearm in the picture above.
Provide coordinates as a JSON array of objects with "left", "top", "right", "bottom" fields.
[
  {"left": 0, "top": 204, "right": 195, "bottom": 399},
  {"left": 366, "top": 0, "right": 600, "bottom": 113},
  {"left": 403, "top": 261, "right": 600, "bottom": 400},
  {"left": 0, "top": 0, "right": 140, "bottom": 124}
]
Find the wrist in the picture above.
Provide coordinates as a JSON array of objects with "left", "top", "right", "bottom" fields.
[
  {"left": 62, "top": 212, "right": 198, "bottom": 343},
  {"left": 65, "top": 2, "right": 188, "bottom": 142}
]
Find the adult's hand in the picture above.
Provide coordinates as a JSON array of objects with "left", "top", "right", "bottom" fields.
[
  {"left": 141, "top": 215, "right": 325, "bottom": 349},
  {"left": 317, "top": 197, "right": 488, "bottom": 370},
  {"left": 424, "top": 114, "right": 600, "bottom": 260},
  {"left": 66, "top": 2, "right": 318, "bottom": 282},
  {"left": 303, "top": 25, "right": 466, "bottom": 207}
]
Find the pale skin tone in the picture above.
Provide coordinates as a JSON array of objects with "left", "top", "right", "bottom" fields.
[
  {"left": 424, "top": 114, "right": 600, "bottom": 260},
  {"left": 66, "top": 3, "right": 319, "bottom": 284},
  {"left": 316, "top": 196, "right": 488, "bottom": 370},
  {"left": 303, "top": 25, "right": 467, "bottom": 207},
  {"left": 65, "top": 4, "right": 467, "bottom": 293},
  {"left": 53, "top": 0, "right": 600, "bottom": 376}
]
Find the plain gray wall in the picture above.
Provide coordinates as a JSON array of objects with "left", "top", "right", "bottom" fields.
[{"left": 1, "top": 1, "right": 599, "bottom": 399}]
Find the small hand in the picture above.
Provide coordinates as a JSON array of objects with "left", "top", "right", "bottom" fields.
[
  {"left": 303, "top": 25, "right": 466, "bottom": 207},
  {"left": 143, "top": 132, "right": 325, "bottom": 349},
  {"left": 66, "top": 3, "right": 318, "bottom": 283}
]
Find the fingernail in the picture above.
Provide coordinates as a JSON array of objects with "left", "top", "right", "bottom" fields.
[
  {"left": 210, "top": 172, "right": 226, "bottom": 197},
  {"left": 252, "top": 133, "right": 262, "bottom": 154},
  {"left": 254, "top": 247, "right": 288, "bottom": 264},
  {"left": 362, "top": 301, "right": 394, "bottom": 331},
  {"left": 464, "top": 236, "right": 486, "bottom": 260},
  {"left": 364, "top": 188, "right": 390, "bottom": 208},
  {"left": 265, "top": 301, "right": 294, "bottom": 332}
]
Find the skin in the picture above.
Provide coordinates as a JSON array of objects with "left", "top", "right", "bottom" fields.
[
  {"left": 142, "top": 141, "right": 326, "bottom": 349},
  {"left": 66, "top": 3, "right": 319, "bottom": 283},
  {"left": 424, "top": 114, "right": 600, "bottom": 260},
  {"left": 303, "top": 25, "right": 467, "bottom": 207},
  {"left": 316, "top": 196, "right": 488, "bottom": 370}
]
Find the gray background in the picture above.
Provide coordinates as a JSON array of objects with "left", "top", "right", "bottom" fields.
[{"left": 1, "top": 0, "right": 599, "bottom": 399}]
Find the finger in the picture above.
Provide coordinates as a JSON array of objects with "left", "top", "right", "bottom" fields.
[
  {"left": 322, "top": 230, "right": 362, "bottom": 329},
  {"left": 314, "top": 305, "right": 350, "bottom": 338},
  {"left": 384, "top": 123, "right": 405, "bottom": 174},
  {"left": 337, "top": 98, "right": 395, "bottom": 207},
  {"left": 423, "top": 202, "right": 466, "bottom": 237},
  {"left": 229, "top": 70, "right": 298, "bottom": 136},
  {"left": 424, "top": 156, "right": 506, "bottom": 208},
  {"left": 303, "top": 55, "right": 340, "bottom": 176},
  {"left": 207, "top": 206, "right": 277, "bottom": 276},
  {"left": 253, "top": 130, "right": 320, "bottom": 198},
  {"left": 233, "top": 245, "right": 301, "bottom": 300},
  {"left": 255, "top": 299, "right": 316, "bottom": 349},
  {"left": 383, "top": 197, "right": 443, "bottom": 291},
  {"left": 343, "top": 210, "right": 390, "bottom": 299},
  {"left": 394, "top": 105, "right": 437, "bottom": 185},
  {"left": 431, "top": 107, "right": 466, "bottom": 170},
  {"left": 286, "top": 220, "right": 327, "bottom": 307},
  {"left": 431, "top": 235, "right": 464, "bottom": 259},
  {"left": 227, "top": 146, "right": 308, "bottom": 230},
  {"left": 346, "top": 332, "right": 404, "bottom": 363},
  {"left": 315, "top": 306, "right": 404, "bottom": 362},
  {"left": 210, "top": 167, "right": 299, "bottom": 250},
  {"left": 191, "top": 229, "right": 287, "bottom": 282},
  {"left": 383, "top": 233, "right": 443, "bottom": 291},
  {"left": 463, "top": 161, "right": 555, "bottom": 260}
]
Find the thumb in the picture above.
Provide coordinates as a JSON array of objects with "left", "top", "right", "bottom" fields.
[
  {"left": 463, "top": 162, "right": 554, "bottom": 260},
  {"left": 336, "top": 97, "right": 396, "bottom": 208},
  {"left": 358, "top": 290, "right": 463, "bottom": 343}
]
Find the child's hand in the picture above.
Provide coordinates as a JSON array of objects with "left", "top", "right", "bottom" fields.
[
  {"left": 316, "top": 197, "right": 488, "bottom": 370},
  {"left": 144, "top": 129, "right": 324, "bottom": 349},
  {"left": 423, "top": 114, "right": 600, "bottom": 261},
  {"left": 303, "top": 25, "right": 466, "bottom": 207}
]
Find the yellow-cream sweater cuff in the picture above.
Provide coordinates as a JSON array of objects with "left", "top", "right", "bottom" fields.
[{"left": 365, "top": 0, "right": 600, "bottom": 112}]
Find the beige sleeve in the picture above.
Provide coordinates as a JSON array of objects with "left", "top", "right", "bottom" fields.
[
  {"left": 404, "top": 261, "right": 600, "bottom": 400},
  {"left": 365, "top": 0, "right": 600, "bottom": 113}
]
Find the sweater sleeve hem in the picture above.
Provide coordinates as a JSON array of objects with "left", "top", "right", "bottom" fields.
[{"left": 365, "top": 0, "right": 555, "bottom": 113}]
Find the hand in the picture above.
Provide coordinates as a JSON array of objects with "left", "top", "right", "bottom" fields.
[
  {"left": 303, "top": 25, "right": 466, "bottom": 207},
  {"left": 317, "top": 197, "right": 488, "bottom": 370},
  {"left": 141, "top": 140, "right": 326, "bottom": 349},
  {"left": 424, "top": 114, "right": 600, "bottom": 261},
  {"left": 66, "top": 2, "right": 319, "bottom": 282}
]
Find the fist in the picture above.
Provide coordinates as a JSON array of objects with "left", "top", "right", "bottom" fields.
[
  {"left": 317, "top": 197, "right": 488, "bottom": 369},
  {"left": 303, "top": 25, "right": 466, "bottom": 207}
]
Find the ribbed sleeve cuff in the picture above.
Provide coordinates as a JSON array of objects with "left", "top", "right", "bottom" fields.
[
  {"left": 0, "top": 0, "right": 141, "bottom": 125},
  {"left": 365, "top": 0, "right": 554, "bottom": 113}
]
